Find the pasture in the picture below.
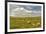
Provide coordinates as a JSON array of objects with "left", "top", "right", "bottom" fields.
[{"left": 10, "top": 16, "right": 41, "bottom": 29}]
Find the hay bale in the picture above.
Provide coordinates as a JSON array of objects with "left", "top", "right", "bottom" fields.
[{"left": 27, "top": 21, "right": 31, "bottom": 24}]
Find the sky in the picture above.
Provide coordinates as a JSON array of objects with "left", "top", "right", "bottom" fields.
[
  {"left": 10, "top": 4, "right": 41, "bottom": 11},
  {"left": 10, "top": 4, "right": 41, "bottom": 17}
]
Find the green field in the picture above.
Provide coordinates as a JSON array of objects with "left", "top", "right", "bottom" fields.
[{"left": 10, "top": 16, "right": 41, "bottom": 29}]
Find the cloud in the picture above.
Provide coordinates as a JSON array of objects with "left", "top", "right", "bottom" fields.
[
  {"left": 32, "top": 11, "right": 41, "bottom": 13},
  {"left": 18, "top": 5, "right": 41, "bottom": 11},
  {"left": 10, "top": 4, "right": 41, "bottom": 17},
  {"left": 10, "top": 4, "right": 41, "bottom": 11}
]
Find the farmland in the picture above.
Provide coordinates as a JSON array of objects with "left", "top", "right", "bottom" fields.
[{"left": 10, "top": 16, "right": 41, "bottom": 29}]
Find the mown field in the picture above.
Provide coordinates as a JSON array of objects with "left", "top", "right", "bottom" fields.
[{"left": 10, "top": 16, "right": 41, "bottom": 29}]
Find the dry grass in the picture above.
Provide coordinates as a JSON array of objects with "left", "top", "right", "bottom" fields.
[{"left": 10, "top": 16, "right": 41, "bottom": 29}]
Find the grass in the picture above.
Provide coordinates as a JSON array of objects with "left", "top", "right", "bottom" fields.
[{"left": 10, "top": 16, "right": 41, "bottom": 29}]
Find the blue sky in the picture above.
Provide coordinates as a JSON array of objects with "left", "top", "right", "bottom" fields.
[
  {"left": 10, "top": 4, "right": 41, "bottom": 16},
  {"left": 18, "top": 5, "right": 41, "bottom": 11},
  {"left": 10, "top": 5, "right": 41, "bottom": 11},
  {"left": 10, "top": 5, "right": 41, "bottom": 14}
]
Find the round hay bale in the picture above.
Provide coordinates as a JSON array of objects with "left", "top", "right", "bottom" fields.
[{"left": 27, "top": 21, "right": 31, "bottom": 24}]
